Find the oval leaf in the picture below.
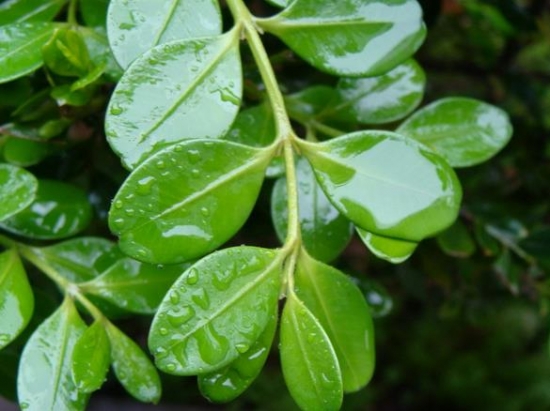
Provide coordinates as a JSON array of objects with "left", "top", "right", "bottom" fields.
[
  {"left": 280, "top": 292, "right": 343, "bottom": 411},
  {"left": 79, "top": 0, "right": 108, "bottom": 28},
  {"left": 297, "top": 131, "right": 462, "bottom": 242},
  {"left": 107, "top": 0, "right": 222, "bottom": 69},
  {"left": 258, "top": 0, "right": 426, "bottom": 77},
  {"left": 224, "top": 103, "right": 276, "bottom": 148},
  {"left": 357, "top": 228, "right": 418, "bottom": 263},
  {"left": 109, "top": 140, "right": 271, "bottom": 264},
  {"left": 105, "top": 30, "right": 242, "bottom": 168},
  {"left": 0, "top": 0, "right": 65, "bottom": 25},
  {"left": 0, "top": 163, "right": 37, "bottom": 222},
  {"left": 0, "top": 249, "right": 33, "bottom": 350},
  {"left": 397, "top": 97, "right": 513, "bottom": 167},
  {"left": 436, "top": 219, "right": 476, "bottom": 258},
  {"left": 3, "top": 138, "right": 52, "bottom": 167},
  {"left": 285, "top": 85, "right": 338, "bottom": 123},
  {"left": 149, "top": 247, "right": 282, "bottom": 375}
]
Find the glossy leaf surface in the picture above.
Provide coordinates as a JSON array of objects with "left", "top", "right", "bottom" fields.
[
  {"left": 0, "top": 180, "right": 93, "bottom": 240},
  {"left": 280, "top": 293, "right": 343, "bottom": 411},
  {"left": 71, "top": 320, "right": 111, "bottom": 393},
  {"left": 0, "top": 163, "right": 37, "bottom": 222},
  {"left": 107, "top": 323, "right": 161, "bottom": 403},
  {"left": 81, "top": 27, "right": 123, "bottom": 81},
  {"left": 0, "top": 22, "right": 56, "bottom": 83},
  {"left": 0, "top": 0, "right": 66, "bottom": 25},
  {"left": 224, "top": 104, "right": 276, "bottom": 148},
  {"left": 436, "top": 219, "right": 476, "bottom": 258},
  {"left": 397, "top": 97, "right": 513, "bottom": 167},
  {"left": 0, "top": 249, "right": 33, "bottom": 350},
  {"left": 285, "top": 85, "right": 338, "bottom": 123},
  {"left": 272, "top": 157, "right": 352, "bottom": 262},
  {"left": 17, "top": 298, "right": 88, "bottom": 411},
  {"left": 357, "top": 228, "right": 418, "bottom": 263},
  {"left": 107, "top": 0, "right": 222, "bottom": 69},
  {"left": 198, "top": 308, "right": 277, "bottom": 402},
  {"left": 105, "top": 31, "right": 241, "bottom": 168},
  {"left": 3, "top": 138, "right": 52, "bottom": 167},
  {"left": 149, "top": 247, "right": 282, "bottom": 375},
  {"left": 109, "top": 140, "right": 271, "bottom": 264},
  {"left": 258, "top": 0, "right": 426, "bottom": 77},
  {"left": 295, "top": 251, "right": 375, "bottom": 392},
  {"left": 298, "top": 131, "right": 462, "bottom": 242},
  {"left": 265, "top": 0, "right": 292, "bottom": 7},
  {"left": 79, "top": 0, "right": 108, "bottom": 27}
]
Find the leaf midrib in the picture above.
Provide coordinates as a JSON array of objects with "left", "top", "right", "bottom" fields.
[{"left": 0, "top": 24, "right": 52, "bottom": 63}]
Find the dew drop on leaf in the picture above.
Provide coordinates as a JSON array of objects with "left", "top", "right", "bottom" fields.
[{"left": 186, "top": 268, "right": 199, "bottom": 285}]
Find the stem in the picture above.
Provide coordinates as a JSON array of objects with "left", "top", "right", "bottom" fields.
[
  {"left": 67, "top": 0, "right": 78, "bottom": 26},
  {"left": 310, "top": 120, "right": 346, "bottom": 139}
]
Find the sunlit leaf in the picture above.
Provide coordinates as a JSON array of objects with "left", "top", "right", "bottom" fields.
[
  {"left": 0, "top": 163, "right": 37, "bottom": 222},
  {"left": 357, "top": 228, "right": 418, "bottom": 263},
  {"left": 0, "top": 0, "right": 66, "bottom": 25}
]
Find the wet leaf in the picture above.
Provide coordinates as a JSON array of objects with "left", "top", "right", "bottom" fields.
[
  {"left": 0, "top": 249, "right": 33, "bottom": 350},
  {"left": 436, "top": 219, "right": 476, "bottom": 258},
  {"left": 107, "top": 0, "right": 222, "bottom": 69},
  {"left": 105, "top": 31, "right": 242, "bottom": 168},
  {"left": 0, "top": 163, "right": 37, "bottom": 222},
  {"left": 224, "top": 103, "right": 276, "bottom": 148},
  {"left": 280, "top": 292, "right": 343, "bottom": 411},
  {"left": 357, "top": 229, "right": 418, "bottom": 263},
  {"left": 298, "top": 131, "right": 462, "bottom": 242},
  {"left": 17, "top": 298, "right": 88, "bottom": 411},
  {"left": 285, "top": 85, "right": 338, "bottom": 123},
  {"left": 258, "top": 0, "right": 426, "bottom": 77},
  {"left": 109, "top": 140, "right": 272, "bottom": 264},
  {"left": 81, "top": 26, "right": 123, "bottom": 81},
  {"left": 149, "top": 247, "right": 282, "bottom": 375},
  {"left": 71, "top": 320, "right": 111, "bottom": 393},
  {"left": 79, "top": 0, "right": 108, "bottom": 27},
  {"left": 42, "top": 27, "right": 93, "bottom": 77},
  {"left": 0, "top": 0, "right": 66, "bottom": 25},
  {"left": 295, "top": 251, "right": 375, "bottom": 392},
  {"left": 397, "top": 97, "right": 513, "bottom": 167},
  {"left": 3, "top": 137, "right": 52, "bottom": 167}
]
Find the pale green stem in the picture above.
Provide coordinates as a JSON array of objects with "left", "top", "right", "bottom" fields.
[
  {"left": 67, "top": 0, "right": 78, "bottom": 26},
  {"left": 310, "top": 120, "right": 346, "bottom": 139}
]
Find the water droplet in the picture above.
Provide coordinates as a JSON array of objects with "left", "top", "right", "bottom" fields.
[
  {"left": 125, "top": 208, "right": 135, "bottom": 216},
  {"left": 110, "top": 105, "right": 123, "bottom": 115},
  {"left": 212, "top": 264, "right": 235, "bottom": 291},
  {"left": 112, "top": 218, "right": 125, "bottom": 229},
  {"left": 155, "top": 160, "right": 166, "bottom": 169},
  {"left": 136, "top": 176, "right": 156, "bottom": 195},
  {"left": 187, "top": 149, "right": 201, "bottom": 164},
  {"left": 159, "top": 327, "right": 168, "bottom": 336},
  {"left": 235, "top": 343, "right": 249, "bottom": 354},
  {"left": 191, "top": 169, "right": 200, "bottom": 177},
  {"left": 186, "top": 268, "right": 199, "bottom": 285},
  {"left": 174, "top": 144, "right": 183, "bottom": 152},
  {"left": 166, "top": 363, "right": 176, "bottom": 372},
  {"left": 192, "top": 288, "right": 210, "bottom": 310},
  {"left": 196, "top": 324, "right": 229, "bottom": 365},
  {"left": 169, "top": 290, "right": 180, "bottom": 305},
  {"left": 167, "top": 306, "right": 195, "bottom": 327},
  {"left": 113, "top": 200, "right": 123, "bottom": 209},
  {"left": 20, "top": 402, "right": 29, "bottom": 409},
  {"left": 200, "top": 207, "right": 210, "bottom": 217},
  {"left": 136, "top": 249, "right": 147, "bottom": 259}
]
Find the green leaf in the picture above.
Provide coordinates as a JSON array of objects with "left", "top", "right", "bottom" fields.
[
  {"left": 0, "top": 0, "right": 66, "bottom": 25},
  {"left": 357, "top": 229, "right": 418, "bottom": 263},
  {"left": 0, "top": 179, "right": 93, "bottom": 240},
  {"left": 280, "top": 292, "right": 343, "bottom": 411},
  {"left": 149, "top": 247, "right": 282, "bottom": 375},
  {"left": 81, "top": 27, "right": 123, "bottom": 81},
  {"left": 42, "top": 27, "right": 93, "bottom": 77},
  {"left": 0, "top": 163, "right": 37, "bottom": 222},
  {"left": 265, "top": 0, "right": 292, "bottom": 8},
  {"left": 295, "top": 251, "right": 375, "bottom": 392},
  {"left": 272, "top": 157, "right": 352, "bottom": 262},
  {"left": 71, "top": 320, "right": 111, "bottom": 393},
  {"left": 298, "top": 131, "right": 462, "bottom": 242},
  {"left": 397, "top": 97, "right": 513, "bottom": 167},
  {"left": 3, "top": 137, "right": 52, "bottom": 167},
  {"left": 106, "top": 323, "right": 161, "bottom": 404},
  {"left": 0, "top": 249, "right": 33, "bottom": 350},
  {"left": 105, "top": 31, "right": 242, "bottom": 169},
  {"left": 79, "top": 0, "right": 108, "bottom": 27},
  {"left": 258, "top": 0, "right": 426, "bottom": 77},
  {"left": 436, "top": 219, "right": 476, "bottom": 258},
  {"left": 224, "top": 103, "right": 276, "bottom": 148},
  {"left": 0, "top": 22, "right": 56, "bottom": 83},
  {"left": 109, "top": 140, "right": 271, "bottom": 264},
  {"left": 519, "top": 227, "right": 550, "bottom": 266},
  {"left": 198, "top": 307, "right": 278, "bottom": 402},
  {"left": 285, "top": 85, "right": 338, "bottom": 123},
  {"left": 107, "top": 0, "right": 222, "bottom": 69},
  {"left": 17, "top": 298, "right": 88, "bottom": 411}
]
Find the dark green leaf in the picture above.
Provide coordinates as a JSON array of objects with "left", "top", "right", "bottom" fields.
[
  {"left": 3, "top": 137, "right": 52, "bottom": 167},
  {"left": 81, "top": 27, "right": 123, "bottom": 81},
  {"left": 280, "top": 292, "right": 343, "bottom": 411},
  {"left": 109, "top": 140, "right": 272, "bottom": 264},
  {"left": 397, "top": 97, "right": 513, "bottom": 167},
  {"left": 224, "top": 103, "right": 276, "bottom": 148},
  {"left": 50, "top": 84, "right": 95, "bottom": 107},
  {"left": 519, "top": 227, "right": 550, "bottom": 265},
  {"left": 436, "top": 219, "right": 476, "bottom": 258},
  {"left": 265, "top": 0, "right": 292, "bottom": 7},
  {"left": 258, "top": 0, "right": 426, "bottom": 77},
  {"left": 0, "top": 163, "right": 37, "bottom": 222},
  {"left": 149, "top": 247, "right": 282, "bottom": 375},
  {"left": 285, "top": 85, "right": 338, "bottom": 123},
  {"left": 0, "top": 249, "right": 33, "bottom": 350},
  {"left": 107, "top": 0, "right": 222, "bottom": 69},
  {"left": 0, "top": 0, "right": 66, "bottom": 25},
  {"left": 358, "top": 278, "right": 393, "bottom": 318},
  {"left": 298, "top": 131, "right": 462, "bottom": 242},
  {"left": 357, "top": 229, "right": 418, "bottom": 263},
  {"left": 0, "top": 347, "right": 18, "bottom": 400},
  {"left": 42, "top": 27, "right": 93, "bottom": 77},
  {"left": 79, "top": 0, "right": 108, "bottom": 27}
]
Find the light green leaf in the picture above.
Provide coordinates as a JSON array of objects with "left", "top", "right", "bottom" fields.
[
  {"left": 107, "top": 323, "right": 161, "bottom": 404},
  {"left": 42, "top": 27, "right": 93, "bottom": 77},
  {"left": 71, "top": 320, "right": 111, "bottom": 393},
  {"left": 149, "top": 247, "right": 282, "bottom": 375},
  {"left": 295, "top": 251, "right": 375, "bottom": 392},
  {"left": 258, "top": 0, "right": 426, "bottom": 77},
  {"left": 357, "top": 228, "right": 418, "bottom": 263},
  {"left": 109, "top": 140, "right": 272, "bottom": 264},
  {"left": 0, "top": 249, "right": 33, "bottom": 350},
  {"left": 3, "top": 137, "right": 52, "bottom": 167},
  {"left": 280, "top": 292, "right": 343, "bottom": 411},
  {"left": 107, "top": 0, "right": 222, "bottom": 69},
  {"left": 0, "top": 0, "right": 66, "bottom": 25},
  {"left": 81, "top": 27, "right": 123, "bottom": 81},
  {"left": 105, "top": 31, "right": 242, "bottom": 169},
  {"left": 298, "top": 131, "right": 462, "bottom": 242},
  {"left": 224, "top": 103, "right": 276, "bottom": 148},
  {"left": 436, "top": 219, "right": 476, "bottom": 258},
  {"left": 272, "top": 157, "right": 352, "bottom": 262},
  {"left": 198, "top": 307, "right": 278, "bottom": 402},
  {"left": 397, "top": 97, "right": 513, "bottom": 167},
  {"left": 0, "top": 163, "right": 37, "bottom": 222},
  {"left": 79, "top": 0, "right": 108, "bottom": 27},
  {"left": 17, "top": 298, "right": 88, "bottom": 411},
  {"left": 0, "top": 22, "right": 56, "bottom": 83}
]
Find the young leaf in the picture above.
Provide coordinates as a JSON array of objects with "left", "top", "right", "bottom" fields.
[
  {"left": 436, "top": 219, "right": 476, "bottom": 258},
  {"left": 17, "top": 298, "right": 89, "bottom": 411},
  {"left": 71, "top": 320, "right": 111, "bottom": 393},
  {"left": 0, "top": 0, "right": 66, "bottom": 25},
  {"left": 109, "top": 140, "right": 272, "bottom": 264},
  {"left": 105, "top": 31, "right": 242, "bottom": 168},
  {"left": 397, "top": 97, "right": 513, "bottom": 167},
  {"left": 280, "top": 292, "right": 343, "bottom": 411},
  {"left": 79, "top": 0, "right": 108, "bottom": 27},
  {"left": 357, "top": 229, "right": 418, "bottom": 263},
  {"left": 198, "top": 308, "right": 278, "bottom": 402},
  {"left": 297, "top": 131, "right": 462, "bottom": 242},
  {"left": 42, "top": 27, "right": 93, "bottom": 77},
  {"left": 0, "top": 249, "right": 34, "bottom": 350},
  {"left": 107, "top": 0, "right": 222, "bottom": 69},
  {"left": 0, "top": 163, "right": 38, "bottom": 222},
  {"left": 0, "top": 22, "right": 56, "bottom": 83},
  {"left": 106, "top": 323, "right": 161, "bottom": 404},
  {"left": 224, "top": 104, "right": 276, "bottom": 148},
  {"left": 271, "top": 157, "right": 353, "bottom": 262},
  {"left": 149, "top": 247, "right": 282, "bottom": 375},
  {"left": 295, "top": 251, "right": 375, "bottom": 392},
  {"left": 81, "top": 27, "right": 123, "bottom": 81},
  {"left": 257, "top": 0, "right": 426, "bottom": 77}
]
